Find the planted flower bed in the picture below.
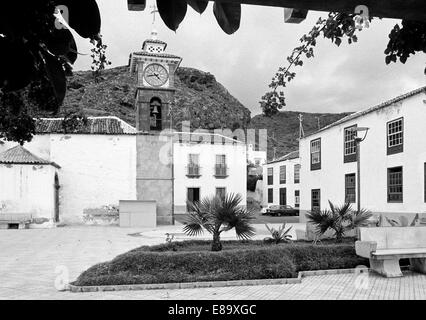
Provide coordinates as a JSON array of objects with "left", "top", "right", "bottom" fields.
[{"left": 72, "top": 239, "right": 369, "bottom": 287}]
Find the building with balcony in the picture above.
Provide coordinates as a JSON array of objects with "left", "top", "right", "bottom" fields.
[{"left": 173, "top": 133, "right": 247, "bottom": 214}]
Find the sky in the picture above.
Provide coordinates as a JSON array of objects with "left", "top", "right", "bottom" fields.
[{"left": 73, "top": 0, "right": 425, "bottom": 116}]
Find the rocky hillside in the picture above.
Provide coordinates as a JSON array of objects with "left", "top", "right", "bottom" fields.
[
  {"left": 249, "top": 111, "right": 352, "bottom": 160},
  {"left": 45, "top": 66, "right": 251, "bottom": 130},
  {"left": 42, "top": 65, "right": 351, "bottom": 159}
]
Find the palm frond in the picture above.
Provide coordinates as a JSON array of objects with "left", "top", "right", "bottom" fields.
[
  {"left": 349, "top": 208, "right": 372, "bottom": 229},
  {"left": 182, "top": 213, "right": 206, "bottom": 236},
  {"left": 306, "top": 209, "right": 334, "bottom": 236}
]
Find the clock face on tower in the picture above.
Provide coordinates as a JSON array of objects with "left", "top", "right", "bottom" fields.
[{"left": 143, "top": 63, "right": 169, "bottom": 87}]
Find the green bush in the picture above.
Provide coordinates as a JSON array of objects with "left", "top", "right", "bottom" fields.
[{"left": 73, "top": 241, "right": 369, "bottom": 286}]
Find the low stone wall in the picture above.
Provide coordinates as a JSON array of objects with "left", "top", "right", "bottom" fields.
[{"left": 83, "top": 205, "right": 119, "bottom": 226}]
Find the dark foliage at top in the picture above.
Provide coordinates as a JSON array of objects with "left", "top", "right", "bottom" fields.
[{"left": 0, "top": 0, "right": 102, "bottom": 143}]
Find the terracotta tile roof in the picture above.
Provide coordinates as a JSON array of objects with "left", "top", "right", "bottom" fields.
[
  {"left": 303, "top": 86, "right": 426, "bottom": 139},
  {"left": 0, "top": 145, "right": 60, "bottom": 168},
  {"left": 35, "top": 116, "right": 137, "bottom": 135},
  {"left": 267, "top": 150, "right": 299, "bottom": 164}
]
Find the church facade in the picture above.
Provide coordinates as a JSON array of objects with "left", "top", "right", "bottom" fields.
[{"left": 0, "top": 34, "right": 248, "bottom": 227}]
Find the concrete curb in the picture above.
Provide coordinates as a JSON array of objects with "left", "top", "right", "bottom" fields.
[{"left": 68, "top": 267, "right": 370, "bottom": 293}]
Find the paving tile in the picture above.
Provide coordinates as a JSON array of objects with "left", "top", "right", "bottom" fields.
[{"left": 1, "top": 226, "right": 426, "bottom": 299}]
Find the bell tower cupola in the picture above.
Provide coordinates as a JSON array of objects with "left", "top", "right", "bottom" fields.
[{"left": 129, "top": 4, "right": 182, "bottom": 132}]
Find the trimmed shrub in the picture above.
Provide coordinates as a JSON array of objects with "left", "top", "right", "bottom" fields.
[{"left": 73, "top": 240, "right": 369, "bottom": 286}]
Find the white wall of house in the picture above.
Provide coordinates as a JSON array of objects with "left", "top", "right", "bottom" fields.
[
  {"left": 247, "top": 144, "right": 267, "bottom": 166},
  {"left": 173, "top": 141, "right": 247, "bottom": 213},
  {"left": 299, "top": 90, "right": 426, "bottom": 223},
  {"left": 262, "top": 157, "right": 301, "bottom": 209},
  {"left": 0, "top": 164, "right": 57, "bottom": 223},
  {"left": 1, "top": 134, "right": 137, "bottom": 224}
]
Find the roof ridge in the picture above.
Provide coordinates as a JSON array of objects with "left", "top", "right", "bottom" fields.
[
  {"left": 302, "top": 86, "right": 426, "bottom": 139},
  {"left": 0, "top": 145, "right": 60, "bottom": 168}
]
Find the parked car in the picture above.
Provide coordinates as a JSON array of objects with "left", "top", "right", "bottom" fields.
[{"left": 264, "top": 205, "right": 299, "bottom": 216}]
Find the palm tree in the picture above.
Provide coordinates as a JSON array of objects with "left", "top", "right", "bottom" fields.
[
  {"left": 306, "top": 200, "right": 372, "bottom": 243},
  {"left": 183, "top": 193, "right": 256, "bottom": 251}
]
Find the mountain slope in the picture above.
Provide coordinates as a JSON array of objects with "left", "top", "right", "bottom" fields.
[{"left": 43, "top": 66, "right": 252, "bottom": 130}]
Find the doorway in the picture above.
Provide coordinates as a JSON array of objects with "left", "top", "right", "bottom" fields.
[
  {"left": 279, "top": 188, "right": 287, "bottom": 206},
  {"left": 187, "top": 188, "right": 200, "bottom": 211}
]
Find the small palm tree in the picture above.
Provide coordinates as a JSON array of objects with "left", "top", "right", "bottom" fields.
[
  {"left": 183, "top": 193, "right": 256, "bottom": 251},
  {"left": 264, "top": 223, "right": 293, "bottom": 244},
  {"left": 306, "top": 200, "right": 372, "bottom": 243}
]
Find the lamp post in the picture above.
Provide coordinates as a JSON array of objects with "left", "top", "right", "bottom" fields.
[{"left": 353, "top": 127, "right": 369, "bottom": 213}]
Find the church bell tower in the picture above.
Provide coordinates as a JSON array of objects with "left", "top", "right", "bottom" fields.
[{"left": 130, "top": 5, "right": 182, "bottom": 225}]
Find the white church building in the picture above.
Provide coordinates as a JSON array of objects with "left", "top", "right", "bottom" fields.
[
  {"left": 0, "top": 117, "right": 247, "bottom": 227},
  {"left": 299, "top": 86, "right": 426, "bottom": 223},
  {"left": 0, "top": 31, "right": 248, "bottom": 228}
]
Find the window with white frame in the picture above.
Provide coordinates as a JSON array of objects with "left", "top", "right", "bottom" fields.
[
  {"left": 344, "top": 125, "right": 357, "bottom": 163},
  {"left": 267, "top": 167, "right": 273, "bottom": 185},
  {"left": 215, "top": 154, "right": 227, "bottom": 177},
  {"left": 294, "top": 164, "right": 300, "bottom": 183},
  {"left": 387, "top": 118, "right": 403, "bottom": 155},
  {"left": 310, "top": 139, "right": 321, "bottom": 170},
  {"left": 388, "top": 166, "right": 403, "bottom": 202},
  {"left": 279, "top": 165, "right": 286, "bottom": 184},
  {"left": 187, "top": 154, "right": 200, "bottom": 176}
]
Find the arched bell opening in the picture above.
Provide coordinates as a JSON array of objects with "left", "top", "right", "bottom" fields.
[{"left": 150, "top": 97, "right": 162, "bottom": 131}]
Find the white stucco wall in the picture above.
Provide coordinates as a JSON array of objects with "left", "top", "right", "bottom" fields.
[
  {"left": 0, "top": 164, "right": 57, "bottom": 221},
  {"left": 1, "top": 134, "right": 137, "bottom": 224},
  {"left": 173, "top": 142, "right": 247, "bottom": 213},
  {"left": 247, "top": 144, "right": 267, "bottom": 165},
  {"left": 263, "top": 158, "right": 301, "bottom": 208},
  {"left": 299, "top": 91, "right": 426, "bottom": 222}
]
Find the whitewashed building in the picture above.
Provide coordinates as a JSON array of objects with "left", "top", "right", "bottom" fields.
[
  {"left": 0, "top": 117, "right": 137, "bottom": 226},
  {"left": 0, "top": 117, "right": 248, "bottom": 226},
  {"left": 299, "top": 86, "right": 426, "bottom": 223},
  {"left": 247, "top": 143, "right": 267, "bottom": 166},
  {"left": 262, "top": 151, "right": 301, "bottom": 209},
  {"left": 173, "top": 133, "right": 247, "bottom": 214}
]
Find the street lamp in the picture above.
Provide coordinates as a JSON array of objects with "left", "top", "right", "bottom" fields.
[{"left": 352, "top": 127, "right": 369, "bottom": 213}]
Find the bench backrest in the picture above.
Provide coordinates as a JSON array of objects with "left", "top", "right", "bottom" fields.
[{"left": 359, "top": 227, "right": 426, "bottom": 249}]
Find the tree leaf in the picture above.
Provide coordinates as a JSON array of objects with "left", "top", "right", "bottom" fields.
[
  {"left": 187, "top": 0, "right": 208, "bottom": 14},
  {"left": 55, "top": 0, "right": 101, "bottom": 38},
  {"left": 213, "top": 1, "right": 241, "bottom": 35},
  {"left": 157, "top": 0, "right": 187, "bottom": 31},
  {"left": 42, "top": 52, "right": 67, "bottom": 105},
  {"left": 46, "top": 28, "right": 78, "bottom": 64},
  {"left": 0, "top": 39, "right": 35, "bottom": 91}
]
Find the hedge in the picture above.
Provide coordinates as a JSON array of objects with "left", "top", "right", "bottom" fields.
[{"left": 73, "top": 240, "right": 368, "bottom": 286}]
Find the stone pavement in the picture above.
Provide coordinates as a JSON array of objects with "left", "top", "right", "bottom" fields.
[{"left": 0, "top": 224, "right": 425, "bottom": 300}]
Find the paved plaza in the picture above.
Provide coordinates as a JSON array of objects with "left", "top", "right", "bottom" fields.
[{"left": 0, "top": 225, "right": 425, "bottom": 300}]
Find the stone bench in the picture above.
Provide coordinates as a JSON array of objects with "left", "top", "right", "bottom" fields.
[
  {"left": 0, "top": 213, "right": 32, "bottom": 229},
  {"left": 356, "top": 226, "right": 426, "bottom": 277}
]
